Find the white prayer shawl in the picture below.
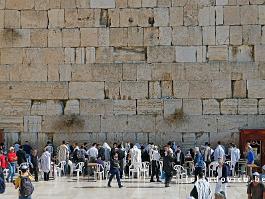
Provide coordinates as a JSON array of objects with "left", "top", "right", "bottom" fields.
[
  {"left": 214, "top": 145, "right": 225, "bottom": 161},
  {"left": 131, "top": 146, "right": 141, "bottom": 163},
  {"left": 58, "top": 144, "right": 69, "bottom": 162},
  {"left": 231, "top": 147, "right": 240, "bottom": 165},
  {"left": 103, "top": 142, "right": 111, "bottom": 161},
  {"left": 40, "top": 151, "right": 51, "bottom": 173},
  {"left": 195, "top": 179, "right": 212, "bottom": 199}
]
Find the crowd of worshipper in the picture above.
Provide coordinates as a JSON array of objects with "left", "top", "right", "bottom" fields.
[{"left": 0, "top": 140, "right": 265, "bottom": 199}]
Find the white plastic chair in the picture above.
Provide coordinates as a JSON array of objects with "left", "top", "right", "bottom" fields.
[
  {"left": 56, "top": 161, "right": 66, "bottom": 177},
  {"left": 129, "top": 162, "right": 141, "bottom": 179},
  {"left": 202, "top": 162, "right": 207, "bottom": 177},
  {"left": 3, "top": 169, "right": 9, "bottom": 176},
  {"left": 94, "top": 164, "right": 104, "bottom": 180},
  {"left": 74, "top": 162, "right": 84, "bottom": 180},
  {"left": 140, "top": 162, "right": 150, "bottom": 180},
  {"left": 208, "top": 161, "right": 219, "bottom": 177},
  {"left": 174, "top": 165, "right": 187, "bottom": 183}
]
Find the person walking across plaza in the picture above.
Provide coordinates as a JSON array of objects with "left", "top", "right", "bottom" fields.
[
  {"left": 14, "top": 164, "right": 34, "bottom": 199},
  {"left": 150, "top": 146, "right": 161, "bottom": 182},
  {"left": 107, "top": 153, "right": 123, "bottom": 188},
  {"left": 190, "top": 172, "right": 211, "bottom": 199},
  {"left": 163, "top": 145, "right": 175, "bottom": 187},
  {"left": 7, "top": 147, "right": 17, "bottom": 183},
  {"left": 193, "top": 147, "right": 205, "bottom": 183},
  {"left": 215, "top": 158, "right": 229, "bottom": 198},
  {"left": 30, "top": 150, "right": 39, "bottom": 182}
]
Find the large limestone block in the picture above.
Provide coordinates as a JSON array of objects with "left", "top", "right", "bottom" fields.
[
  {"left": 216, "top": 6, "right": 224, "bottom": 25},
  {"left": 185, "top": 115, "right": 217, "bottom": 133},
  {"left": 120, "top": 9, "right": 139, "bottom": 27},
  {"left": 243, "top": 25, "right": 261, "bottom": 45},
  {"left": 228, "top": 46, "right": 253, "bottom": 62},
  {"left": 232, "top": 80, "right": 247, "bottom": 98},
  {"left": 147, "top": 46, "right": 175, "bottom": 63},
  {"left": 80, "top": 28, "right": 98, "bottom": 46},
  {"left": 232, "top": 63, "right": 259, "bottom": 80},
  {"left": 90, "top": 0, "right": 115, "bottom": 8},
  {"left": 163, "top": 99, "right": 182, "bottom": 117},
  {"left": 0, "top": 82, "right": 68, "bottom": 99},
  {"left": 183, "top": 99, "right": 202, "bottom": 115},
  {"left": 144, "top": 27, "right": 159, "bottom": 46},
  {"left": 173, "top": 81, "right": 189, "bottom": 98},
  {"left": 113, "top": 100, "right": 136, "bottom": 115},
  {"left": 42, "top": 115, "right": 101, "bottom": 133},
  {"left": 149, "top": 81, "right": 161, "bottom": 99},
  {"left": 185, "top": 63, "right": 220, "bottom": 81},
  {"left": 138, "top": 8, "right": 154, "bottom": 27},
  {"left": 0, "top": 65, "right": 9, "bottom": 81},
  {"left": 6, "top": 0, "right": 34, "bottom": 9},
  {"left": 113, "top": 47, "right": 146, "bottom": 63},
  {"left": 189, "top": 80, "right": 212, "bottom": 98},
  {"left": 216, "top": 0, "right": 228, "bottom": 5},
  {"left": 24, "top": 116, "right": 42, "bottom": 133},
  {"left": 255, "top": 45, "right": 265, "bottom": 62},
  {"left": 203, "top": 26, "right": 215, "bottom": 45},
  {"left": 86, "top": 47, "right": 96, "bottom": 63},
  {"left": 142, "top": 0, "right": 157, "bottom": 7},
  {"left": 198, "top": 6, "right": 215, "bottom": 26},
  {"left": 175, "top": 46, "right": 198, "bottom": 62},
  {"left": 105, "top": 81, "right": 120, "bottom": 99},
  {"left": 0, "top": 10, "right": 3, "bottom": 28},
  {"left": 127, "top": 27, "right": 144, "bottom": 46},
  {"left": 137, "top": 99, "right": 163, "bottom": 115},
  {"left": 69, "top": 82, "right": 105, "bottom": 99},
  {"left": 109, "top": 28, "right": 128, "bottom": 47},
  {"left": 61, "top": 0, "right": 77, "bottom": 8},
  {"left": 258, "top": 99, "right": 265, "bottom": 114},
  {"left": 172, "top": 26, "right": 202, "bottom": 46},
  {"left": 0, "top": 100, "right": 31, "bottom": 116},
  {"left": 34, "top": 0, "right": 51, "bottom": 10},
  {"left": 216, "top": 26, "right": 229, "bottom": 45},
  {"left": 64, "top": 100, "right": 80, "bottom": 115},
  {"left": 4, "top": 10, "right": 20, "bottom": 29},
  {"left": 203, "top": 99, "right": 220, "bottom": 115},
  {"left": 1, "top": 48, "right": 23, "bottom": 64},
  {"left": 21, "top": 11, "right": 48, "bottom": 28},
  {"left": 151, "top": 63, "right": 172, "bottom": 81},
  {"left": 230, "top": 26, "right": 242, "bottom": 45},
  {"left": 47, "top": 64, "right": 59, "bottom": 81},
  {"left": 207, "top": 46, "right": 228, "bottom": 61},
  {"left": 123, "top": 63, "right": 137, "bottom": 81},
  {"left": 217, "top": 115, "right": 248, "bottom": 133},
  {"left": 170, "top": 7, "right": 183, "bottom": 26},
  {"left": 240, "top": 5, "right": 258, "bottom": 25},
  {"left": 48, "top": 29, "right": 62, "bottom": 47},
  {"left": 0, "top": 116, "right": 23, "bottom": 132},
  {"left": 62, "top": 29, "right": 80, "bottom": 47},
  {"left": 31, "top": 100, "right": 63, "bottom": 116},
  {"left": 159, "top": 27, "right": 172, "bottom": 45},
  {"left": 80, "top": 99, "right": 113, "bottom": 116},
  {"left": 224, "top": 6, "right": 240, "bottom": 25},
  {"left": 121, "top": 81, "right": 148, "bottom": 99},
  {"left": 127, "top": 115, "right": 155, "bottom": 133},
  {"left": 48, "top": 9, "right": 65, "bottom": 28},
  {"left": 248, "top": 80, "right": 265, "bottom": 98},
  {"left": 221, "top": 99, "right": 238, "bottom": 115},
  {"left": 212, "top": 80, "right": 231, "bottom": 99},
  {"left": 30, "top": 29, "right": 48, "bottom": 47},
  {"left": 259, "top": 5, "right": 265, "bottom": 24},
  {"left": 95, "top": 47, "right": 114, "bottom": 63},
  {"left": 183, "top": 1, "right": 199, "bottom": 26},
  {"left": 238, "top": 99, "right": 258, "bottom": 115},
  {"left": 161, "top": 81, "right": 173, "bottom": 97},
  {"left": 12, "top": 29, "right": 31, "bottom": 48},
  {"left": 154, "top": 8, "right": 169, "bottom": 27},
  {"left": 101, "top": 115, "right": 128, "bottom": 133},
  {"left": 10, "top": 64, "right": 47, "bottom": 82}
]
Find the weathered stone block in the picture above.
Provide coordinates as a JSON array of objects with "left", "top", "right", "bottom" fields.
[
  {"left": 144, "top": 27, "right": 159, "bottom": 46},
  {"left": 216, "top": 0, "right": 228, "bottom": 5},
  {"left": 116, "top": 0, "right": 127, "bottom": 8},
  {"left": 243, "top": 25, "right": 261, "bottom": 45},
  {"left": 12, "top": 29, "right": 30, "bottom": 48},
  {"left": 105, "top": 81, "right": 120, "bottom": 99},
  {"left": 4, "top": 10, "right": 20, "bottom": 29},
  {"left": 69, "top": 82, "right": 105, "bottom": 99},
  {"left": 154, "top": 8, "right": 169, "bottom": 26},
  {"left": 0, "top": 116, "right": 23, "bottom": 132},
  {"left": 137, "top": 99, "right": 163, "bottom": 115},
  {"left": 259, "top": 5, "right": 265, "bottom": 24},
  {"left": 30, "top": 29, "right": 48, "bottom": 47},
  {"left": 172, "top": 26, "right": 202, "bottom": 45},
  {"left": 198, "top": 6, "right": 215, "bottom": 26},
  {"left": 64, "top": 48, "right": 75, "bottom": 64},
  {"left": 120, "top": 9, "right": 139, "bottom": 27},
  {"left": 86, "top": 47, "right": 96, "bottom": 63},
  {"left": 175, "top": 46, "right": 197, "bottom": 62},
  {"left": 21, "top": 11, "right": 48, "bottom": 28},
  {"left": 221, "top": 99, "right": 238, "bottom": 115},
  {"left": 1, "top": 48, "right": 22, "bottom": 64},
  {"left": 80, "top": 99, "right": 113, "bottom": 115},
  {"left": 216, "top": 26, "right": 229, "bottom": 45},
  {"left": 230, "top": 26, "right": 242, "bottom": 45},
  {"left": 6, "top": 0, "right": 34, "bottom": 9},
  {"left": 159, "top": 27, "right": 172, "bottom": 45},
  {"left": 128, "top": 0, "right": 141, "bottom": 7},
  {"left": 48, "top": 29, "right": 62, "bottom": 47},
  {"left": 161, "top": 81, "right": 173, "bottom": 97},
  {"left": 238, "top": 99, "right": 258, "bottom": 114},
  {"left": 183, "top": 99, "right": 202, "bottom": 115},
  {"left": 151, "top": 63, "right": 172, "bottom": 81},
  {"left": 60, "top": 0, "right": 77, "bottom": 8},
  {"left": 123, "top": 64, "right": 137, "bottom": 81},
  {"left": 240, "top": 5, "right": 258, "bottom": 25},
  {"left": 31, "top": 100, "right": 63, "bottom": 116},
  {"left": 48, "top": 9, "right": 64, "bottom": 28},
  {"left": 80, "top": 28, "right": 98, "bottom": 46},
  {"left": 149, "top": 81, "right": 161, "bottom": 99},
  {"left": 212, "top": 80, "right": 231, "bottom": 99},
  {"left": 142, "top": 0, "right": 157, "bottom": 7},
  {"left": 163, "top": 99, "right": 182, "bottom": 117},
  {"left": 90, "top": 0, "right": 115, "bottom": 8},
  {"left": 228, "top": 46, "right": 253, "bottom": 62},
  {"left": 113, "top": 100, "right": 136, "bottom": 115},
  {"left": 34, "top": 0, "right": 50, "bottom": 10},
  {"left": 173, "top": 81, "right": 189, "bottom": 98},
  {"left": 189, "top": 80, "right": 212, "bottom": 98},
  {"left": 170, "top": 7, "right": 183, "bottom": 26},
  {"left": 233, "top": 80, "right": 247, "bottom": 98},
  {"left": 95, "top": 47, "right": 114, "bottom": 63},
  {"left": 207, "top": 46, "right": 228, "bottom": 61},
  {"left": 258, "top": 99, "right": 265, "bottom": 114},
  {"left": 0, "top": 100, "right": 31, "bottom": 116},
  {"left": 224, "top": 6, "right": 240, "bottom": 25},
  {"left": 10, "top": 64, "right": 47, "bottom": 82},
  {"left": 248, "top": 80, "right": 265, "bottom": 98},
  {"left": 101, "top": 115, "right": 128, "bottom": 133},
  {"left": 0, "top": 65, "right": 9, "bottom": 81},
  {"left": 24, "top": 116, "right": 42, "bottom": 133},
  {"left": 203, "top": 99, "right": 220, "bottom": 115},
  {"left": 216, "top": 6, "right": 224, "bottom": 25},
  {"left": 62, "top": 29, "right": 80, "bottom": 47},
  {"left": 202, "top": 26, "right": 215, "bottom": 45},
  {"left": 121, "top": 81, "right": 148, "bottom": 99},
  {"left": 255, "top": 45, "right": 265, "bottom": 62},
  {"left": 138, "top": 8, "right": 154, "bottom": 27},
  {"left": 127, "top": 115, "right": 155, "bottom": 133},
  {"left": 147, "top": 46, "right": 175, "bottom": 63},
  {"left": 47, "top": 65, "right": 59, "bottom": 81},
  {"left": 109, "top": 28, "right": 128, "bottom": 47},
  {"left": 128, "top": 27, "right": 143, "bottom": 46}
]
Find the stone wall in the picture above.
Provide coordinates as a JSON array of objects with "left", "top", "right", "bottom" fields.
[{"left": 1, "top": 0, "right": 265, "bottom": 149}]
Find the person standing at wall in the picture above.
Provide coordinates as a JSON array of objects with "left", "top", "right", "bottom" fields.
[
  {"left": 30, "top": 150, "right": 39, "bottom": 182},
  {"left": 57, "top": 141, "right": 69, "bottom": 175},
  {"left": 150, "top": 146, "right": 161, "bottom": 182},
  {"left": 40, "top": 148, "right": 51, "bottom": 181},
  {"left": 163, "top": 145, "right": 175, "bottom": 187},
  {"left": 7, "top": 147, "right": 17, "bottom": 183},
  {"left": 193, "top": 147, "right": 205, "bottom": 183}
]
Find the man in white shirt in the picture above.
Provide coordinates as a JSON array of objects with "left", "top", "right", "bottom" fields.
[
  {"left": 87, "top": 143, "right": 98, "bottom": 162},
  {"left": 150, "top": 146, "right": 161, "bottom": 182},
  {"left": 214, "top": 141, "right": 226, "bottom": 161},
  {"left": 230, "top": 143, "right": 240, "bottom": 176}
]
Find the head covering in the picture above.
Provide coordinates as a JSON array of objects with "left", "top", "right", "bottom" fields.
[
  {"left": 195, "top": 147, "right": 200, "bottom": 152},
  {"left": 262, "top": 165, "right": 265, "bottom": 171},
  {"left": 20, "top": 164, "right": 28, "bottom": 171},
  {"left": 253, "top": 172, "right": 260, "bottom": 177},
  {"left": 10, "top": 146, "right": 14, "bottom": 151}
]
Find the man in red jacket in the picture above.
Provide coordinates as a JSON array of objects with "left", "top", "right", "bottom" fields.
[{"left": 0, "top": 150, "right": 7, "bottom": 170}]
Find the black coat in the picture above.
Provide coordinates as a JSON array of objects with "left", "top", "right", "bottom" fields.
[
  {"left": 175, "top": 151, "right": 185, "bottom": 165},
  {"left": 215, "top": 164, "right": 229, "bottom": 183},
  {"left": 16, "top": 149, "right": 27, "bottom": 165},
  {"left": 163, "top": 153, "right": 175, "bottom": 174}
]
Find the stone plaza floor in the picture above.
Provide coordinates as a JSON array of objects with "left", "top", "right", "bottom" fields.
[{"left": 1, "top": 176, "right": 248, "bottom": 199}]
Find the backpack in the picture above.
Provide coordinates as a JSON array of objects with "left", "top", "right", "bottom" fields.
[
  {"left": 0, "top": 176, "right": 5, "bottom": 194},
  {"left": 20, "top": 176, "right": 34, "bottom": 197}
]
